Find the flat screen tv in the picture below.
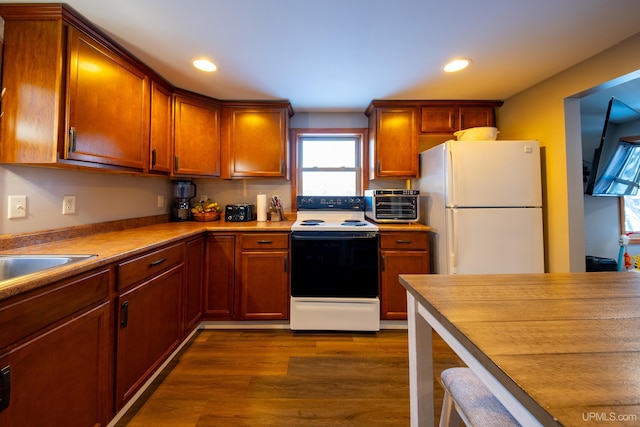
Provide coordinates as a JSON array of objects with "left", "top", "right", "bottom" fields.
[{"left": 585, "top": 97, "right": 640, "bottom": 196}]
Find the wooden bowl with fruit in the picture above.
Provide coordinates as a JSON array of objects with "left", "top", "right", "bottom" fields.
[{"left": 191, "top": 199, "right": 220, "bottom": 221}]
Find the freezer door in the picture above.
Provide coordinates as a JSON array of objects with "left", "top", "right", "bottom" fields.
[
  {"left": 446, "top": 140, "right": 542, "bottom": 207},
  {"left": 446, "top": 207, "right": 544, "bottom": 274}
]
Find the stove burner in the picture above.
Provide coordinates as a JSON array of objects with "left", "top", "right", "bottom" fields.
[
  {"left": 301, "top": 219, "right": 324, "bottom": 226},
  {"left": 341, "top": 220, "right": 368, "bottom": 227}
]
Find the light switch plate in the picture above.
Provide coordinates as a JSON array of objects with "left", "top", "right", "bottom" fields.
[{"left": 8, "top": 195, "right": 27, "bottom": 219}]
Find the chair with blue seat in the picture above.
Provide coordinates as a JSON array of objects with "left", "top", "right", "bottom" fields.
[{"left": 439, "top": 367, "right": 521, "bottom": 427}]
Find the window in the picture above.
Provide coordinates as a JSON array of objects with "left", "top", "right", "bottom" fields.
[
  {"left": 291, "top": 129, "right": 368, "bottom": 205},
  {"left": 622, "top": 196, "right": 640, "bottom": 241}
]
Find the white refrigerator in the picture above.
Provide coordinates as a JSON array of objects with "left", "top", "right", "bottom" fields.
[{"left": 419, "top": 140, "right": 545, "bottom": 274}]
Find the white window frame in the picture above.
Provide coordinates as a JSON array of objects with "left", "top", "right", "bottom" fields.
[{"left": 290, "top": 128, "right": 369, "bottom": 209}]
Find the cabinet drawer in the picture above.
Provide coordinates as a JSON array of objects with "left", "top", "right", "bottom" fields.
[
  {"left": 380, "top": 232, "right": 428, "bottom": 250},
  {"left": 242, "top": 233, "right": 289, "bottom": 250},
  {"left": 0, "top": 267, "right": 110, "bottom": 349},
  {"left": 117, "top": 243, "right": 184, "bottom": 290}
]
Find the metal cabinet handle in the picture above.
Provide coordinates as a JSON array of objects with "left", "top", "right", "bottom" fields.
[
  {"left": 257, "top": 240, "right": 273, "bottom": 244},
  {"left": 0, "top": 366, "right": 10, "bottom": 412},
  {"left": 381, "top": 254, "right": 386, "bottom": 271},
  {"left": 174, "top": 155, "right": 179, "bottom": 172},
  {"left": 150, "top": 257, "right": 167, "bottom": 267},
  {"left": 69, "top": 127, "right": 77, "bottom": 152},
  {"left": 151, "top": 148, "right": 157, "bottom": 167},
  {"left": 396, "top": 240, "right": 413, "bottom": 244},
  {"left": 0, "top": 88, "right": 5, "bottom": 118},
  {"left": 120, "top": 301, "right": 129, "bottom": 328},
  {"left": 377, "top": 160, "right": 381, "bottom": 174}
]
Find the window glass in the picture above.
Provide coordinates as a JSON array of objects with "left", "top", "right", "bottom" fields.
[
  {"left": 624, "top": 195, "right": 640, "bottom": 232},
  {"left": 301, "top": 171, "right": 356, "bottom": 196},
  {"left": 302, "top": 139, "right": 356, "bottom": 167}
]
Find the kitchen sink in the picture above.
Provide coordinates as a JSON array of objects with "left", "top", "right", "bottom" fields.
[{"left": 0, "top": 254, "right": 97, "bottom": 282}]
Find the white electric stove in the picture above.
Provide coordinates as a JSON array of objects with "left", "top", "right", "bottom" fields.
[{"left": 290, "top": 196, "right": 380, "bottom": 332}]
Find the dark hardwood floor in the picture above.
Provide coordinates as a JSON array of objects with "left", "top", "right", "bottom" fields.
[{"left": 116, "top": 329, "right": 463, "bottom": 426}]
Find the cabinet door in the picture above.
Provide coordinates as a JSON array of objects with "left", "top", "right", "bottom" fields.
[
  {"left": 421, "top": 105, "right": 496, "bottom": 133},
  {"left": 149, "top": 81, "right": 173, "bottom": 173},
  {"left": 0, "top": 19, "right": 63, "bottom": 164},
  {"left": 222, "top": 106, "right": 289, "bottom": 178},
  {"left": 174, "top": 94, "right": 221, "bottom": 176},
  {"left": 0, "top": 303, "right": 111, "bottom": 427},
  {"left": 116, "top": 266, "right": 183, "bottom": 409},
  {"left": 371, "top": 107, "right": 418, "bottom": 178},
  {"left": 66, "top": 26, "right": 149, "bottom": 169},
  {"left": 459, "top": 106, "right": 495, "bottom": 129},
  {"left": 420, "top": 106, "right": 457, "bottom": 133},
  {"left": 185, "top": 237, "right": 205, "bottom": 333},
  {"left": 380, "top": 251, "right": 429, "bottom": 320},
  {"left": 239, "top": 251, "right": 289, "bottom": 320},
  {"left": 204, "top": 235, "right": 236, "bottom": 318}
]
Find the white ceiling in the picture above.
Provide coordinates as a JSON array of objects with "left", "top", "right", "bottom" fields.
[{"left": 2, "top": 0, "right": 640, "bottom": 112}]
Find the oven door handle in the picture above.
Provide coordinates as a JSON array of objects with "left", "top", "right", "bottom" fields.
[{"left": 291, "top": 233, "right": 377, "bottom": 240}]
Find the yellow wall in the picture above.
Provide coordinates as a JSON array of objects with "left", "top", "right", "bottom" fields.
[{"left": 499, "top": 32, "right": 640, "bottom": 272}]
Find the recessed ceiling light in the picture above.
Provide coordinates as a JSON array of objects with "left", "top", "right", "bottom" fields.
[
  {"left": 193, "top": 58, "right": 217, "bottom": 72},
  {"left": 443, "top": 58, "right": 471, "bottom": 73}
]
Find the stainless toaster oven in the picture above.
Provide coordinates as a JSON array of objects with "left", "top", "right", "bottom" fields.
[{"left": 364, "top": 189, "right": 419, "bottom": 223}]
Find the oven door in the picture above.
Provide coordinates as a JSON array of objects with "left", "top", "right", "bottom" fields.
[{"left": 291, "top": 231, "right": 379, "bottom": 298}]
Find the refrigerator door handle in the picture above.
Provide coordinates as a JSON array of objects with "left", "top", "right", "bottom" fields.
[
  {"left": 449, "top": 208, "right": 458, "bottom": 274},
  {"left": 447, "top": 146, "right": 456, "bottom": 207}
]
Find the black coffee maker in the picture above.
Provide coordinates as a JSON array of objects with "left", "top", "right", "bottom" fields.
[{"left": 172, "top": 181, "right": 196, "bottom": 221}]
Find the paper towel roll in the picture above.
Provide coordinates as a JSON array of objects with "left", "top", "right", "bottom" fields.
[{"left": 256, "top": 194, "right": 267, "bottom": 222}]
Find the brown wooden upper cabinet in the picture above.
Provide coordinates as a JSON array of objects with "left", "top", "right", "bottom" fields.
[
  {"left": 420, "top": 101, "right": 502, "bottom": 134},
  {"left": 366, "top": 100, "right": 502, "bottom": 179},
  {"left": 0, "top": 5, "right": 150, "bottom": 171},
  {"left": 173, "top": 91, "right": 221, "bottom": 177},
  {"left": 221, "top": 102, "right": 293, "bottom": 179},
  {"left": 149, "top": 80, "right": 174, "bottom": 174},
  {"left": 366, "top": 103, "right": 419, "bottom": 179}
]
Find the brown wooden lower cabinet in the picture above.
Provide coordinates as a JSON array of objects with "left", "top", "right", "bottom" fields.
[
  {"left": 239, "top": 233, "right": 290, "bottom": 320},
  {"left": 0, "top": 302, "right": 111, "bottom": 426},
  {"left": 0, "top": 266, "right": 112, "bottom": 427},
  {"left": 239, "top": 250, "right": 289, "bottom": 320},
  {"left": 204, "top": 234, "right": 236, "bottom": 319},
  {"left": 184, "top": 237, "right": 205, "bottom": 333},
  {"left": 115, "top": 265, "right": 184, "bottom": 409},
  {"left": 380, "top": 231, "right": 430, "bottom": 320},
  {"left": 203, "top": 232, "right": 290, "bottom": 321}
]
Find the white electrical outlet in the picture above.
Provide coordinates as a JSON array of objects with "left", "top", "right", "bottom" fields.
[
  {"left": 157, "top": 195, "right": 165, "bottom": 208},
  {"left": 62, "top": 195, "right": 76, "bottom": 215},
  {"left": 8, "top": 195, "right": 27, "bottom": 219}
]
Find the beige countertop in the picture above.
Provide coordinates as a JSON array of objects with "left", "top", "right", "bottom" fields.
[
  {"left": 374, "top": 222, "right": 430, "bottom": 232},
  {"left": 0, "top": 218, "right": 430, "bottom": 302}
]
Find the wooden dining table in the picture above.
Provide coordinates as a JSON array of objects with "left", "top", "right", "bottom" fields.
[{"left": 399, "top": 272, "right": 640, "bottom": 427}]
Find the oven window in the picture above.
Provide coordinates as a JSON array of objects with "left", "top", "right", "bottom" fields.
[
  {"left": 297, "top": 135, "right": 362, "bottom": 196},
  {"left": 291, "top": 235, "right": 379, "bottom": 298}
]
